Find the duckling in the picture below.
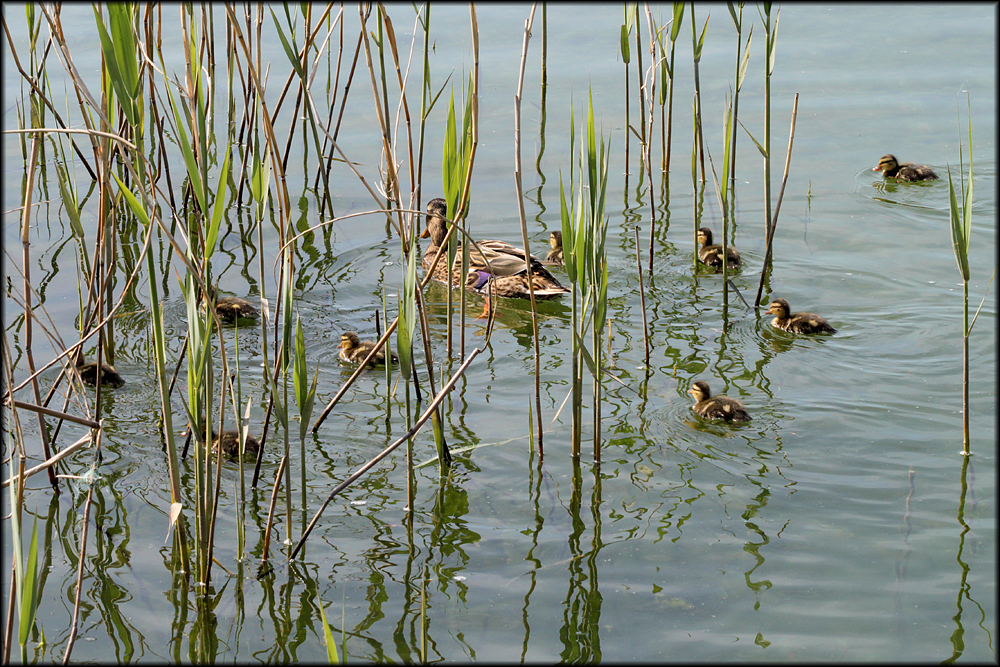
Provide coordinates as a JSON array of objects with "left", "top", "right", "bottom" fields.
[
  {"left": 687, "top": 380, "right": 751, "bottom": 422},
  {"left": 212, "top": 429, "right": 261, "bottom": 459},
  {"left": 339, "top": 331, "right": 396, "bottom": 367},
  {"left": 72, "top": 348, "right": 125, "bottom": 388},
  {"left": 546, "top": 231, "right": 564, "bottom": 265},
  {"left": 215, "top": 296, "right": 259, "bottom": 324},
  {"left": 188, "top": 417, "right": 261, "bottom": 459},
  {"left": 696, "top": 227, "right": 741, "bottom": 270},
  {"left": 873, "top": 154, "right": 938, "bottom": 181},
  {"left": 422, "top": 198, "right": 569, "bottom": 298},
  {"left": 766, "top": 298, "right": 837, "bottom": 334},
  {"left": 201, "top": 287, "right": 259, "bottom": 324}
]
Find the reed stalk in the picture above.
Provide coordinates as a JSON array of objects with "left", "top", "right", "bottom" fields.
[
  {"left": 690, "top": 4, "right": 708, "bottom": 183},
  {"left": 727, "top": 2, "right": 751, "bottom": 218},
  {"left": 759, "top": 3, "right": 778, "bottom": 275},
  {"left": 513, "top": 3, "right": 545, "bottom": 455},
  {"left": 752, "top": 93, "right": 799, "bottom": 308},
  {"left": 947, "top": 94, "right": 975, "bottom": 455},
  {"left": 559, "top": 91, "right": 610, "bottom": 460}
]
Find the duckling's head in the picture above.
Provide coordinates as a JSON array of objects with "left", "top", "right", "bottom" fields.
[
  {"left": 766, "top": 298, "right": 791, "bottom": 318},
  {"left": 340, "top": 331, "right": 361, "bottom": 351},
  {"left": 873, "top": 154, "right": 898, "bottom": 174},
  {"left": 549, "top": 230, "right": 563, "bottom": 250},
  {"left": 687, "top": 380, "right": 711, "bottom": 402},
  {"left": 696, "top": 227, "right": 714, "bottom": 246}
]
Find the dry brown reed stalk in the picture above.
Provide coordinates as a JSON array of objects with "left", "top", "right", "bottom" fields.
[
  {"left": 513, "top": 3, "right": 545, "bottom": 455},
  {"left": 257, "top": 455, "right": 289, "bottom": 576},
  {"left": 61, "top": 429, "right": 102, "bottom": 665},
  {"left": 641, "top": 4, "right": 660, "bottom": 271},
  {"left": 19, "top": 132, "right": 59, "bottom": 490},
  {"left": 290, "top": 343, "right": 487, "bottom": 562},
  {"left": 754, "top": 93, "right": 799, "bottom": 309},
  {"left": 0, "top": 433, "right": 93, "bottom": 491}
]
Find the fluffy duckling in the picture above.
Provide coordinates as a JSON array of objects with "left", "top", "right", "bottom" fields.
[
  {"left": 422, "top": 198, "right": 569, "bottom": 298},
  {"left": 215, "top": 296, "right": 259, "bottom": 324},
  {"left": 339, "top": 331, "right": 396, "bottom": 367},
  {"left": 72, "top": 348, "right": 125, "bottom": 388},
  {"left": 201, "top": 287, "right": 259, "bottom": 324},
  {"left": 873, "top": 154, "right": 938, "bottom": 181},
  {"left": 188, "top": 417, "right": 261, "bottom": 459},
  {"left": 546, "top": 231, "right": 564, "bottom": 264},
  {"left": 766, "top": 298, "right": 837, "bottom": 334},
  {"left": 696, "top": 227, "right": 741, "bottom": 270},
  {"left": 687, "top": 380, "right": 751, "bottom": 423},
  {"left": 212, "top": 429, "right": 261, "bottom": 459}
]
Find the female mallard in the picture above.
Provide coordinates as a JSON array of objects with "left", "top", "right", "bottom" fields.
[
  {"left": 339, "top": 331, "right": 396, "bottom": 367},
  {"left": 687, "top": 380, "right": 751, "bottom": 422},
  {"left": 546, "top": 231, "right": 564, "bottom": 265},
  {"left": 766, "top": 298, "right": 837, "bottom": 334},
  {"left": 421, "top": 198, "right": 569, "bottom": 299},
  {"left": 72, "top": 348, "right": 125, "bottom": 388},
  {"left": 873, "top": 154, "right": 938, "bottom": 181},
  {"left": 697, "top": 227, "right": 741, "bottom": 270}
]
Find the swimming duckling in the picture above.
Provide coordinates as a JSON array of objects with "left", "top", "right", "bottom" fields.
[
  {"left": 687, "top": 380, "right": 751, "bottom": 422},
  {"left": 201, "top": 287, "right": 259, "bottom": 324},
  {"left": 72, "top": 348, "right": 125, "bottom": 388},
  {"left": 873, "top": 154, "right": 938, "bottom": 181},
  {"left": 187, "top": 417, "right": 261, "bottom": 459},
  {"left": 212, "top": 429, "right": 261, "bottom": 459},
  {"left": 546, "top": 231, "right": 564, "bottom": 265},
  {"left": 421, "top": 198, "right": 569, "bottom": 298},
  {"left": 339, "top": 331, "right": 396, "bottom": 367},
  {"left": 696, "top": 227, "right": 741, "bottom": 270},
  {"left": 766, "top": 298, "right": 837, "bottom": 334}
]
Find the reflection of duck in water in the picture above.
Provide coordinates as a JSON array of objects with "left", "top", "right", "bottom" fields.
[
  {"left": 72, "top": 348, "right": 125, "bottom": 388},
  {"left": 422, "top": 198, "right": 570, "bottom": 299},
  {"left": 687, "top": 380, "right": 751, "bottom": 423},
  {"left": 546, "top": 231, "right": 564, "bottom": 265},
  {"left": 339, "top": 331, "right": 395, "bottom": 367},
  {"left": 766, "top": 298, "right": 837, "bottom": 334},
  {"left": 696, "top": 227, "right": 741, "bottom": 270},
  {"left": 873, "top": 154, "right": 938, "bottom": 181}
]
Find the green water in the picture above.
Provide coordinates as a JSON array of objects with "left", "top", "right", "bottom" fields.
[{"left": 3, "top": 3, "right": 995, "bottom": 662}]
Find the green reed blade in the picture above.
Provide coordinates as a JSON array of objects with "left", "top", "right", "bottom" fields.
[
  {"left": 317, "top": 599, "right": 341, "bottom": 664},
  {"left": 947, "top": 169, "right": 970, "bottom": 282},
  {"left": 205, "top": 145, "right": 232, "bottom": 261},
  {"left": 18, "top": 517, "right": 40, "bottom": 648}
]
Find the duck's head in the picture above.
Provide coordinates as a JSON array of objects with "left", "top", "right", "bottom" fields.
[
  {"left": 766, "top": 298, "right": 791, "bottom": 318},
  {"left": 549, "top": 230, "right": 563, "bottom": 250},
  {"left": 340, "top": 331, "right": 361, "bottom": 351},
  {"left": 687, "top": 380, "right": 711, "bottom": 402},
  {"left": 421, "top": 198, "right": 449, "bottom": 241},
  {"left": 873, "top": 154, "right": 898, "bottom": 174},
  {"left": 696, "top": 227, "right": 714, "bottom": 246}
]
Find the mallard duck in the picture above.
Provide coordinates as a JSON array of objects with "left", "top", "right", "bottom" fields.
[
  {"left": 873, "top": 154, "right": 938, "bottom": 181},
  {"left": 766, "top": 298, "right": 836, "bottom": 334},
  {"left": 72, "top": 348, "right": 125, "bottom": 388},
  {"left": 687, "top": 380, "right": 751, "bottom": 422},
  {"left": 421, "top": 198, "right": 570, "bottom": 299},
  {"left": 339, "top": 331, "right": 396, "bottom": 367},
  {"left": 697, "top": 227, "right": 741, "bottom": 269},
  {"left": 546, "top": 231, "right": 564, "bottom": 264}
]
